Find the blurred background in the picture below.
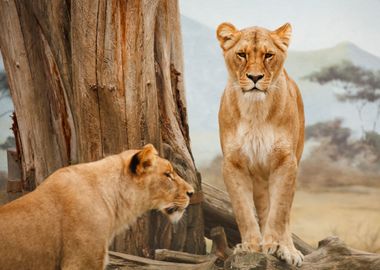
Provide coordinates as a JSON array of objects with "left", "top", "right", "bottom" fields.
[
  {"left": 0, "top": 0, "right": 379, "bottom": 253},
  {"left": 180, "top": 0, "right": 380, "bottom": 252}
]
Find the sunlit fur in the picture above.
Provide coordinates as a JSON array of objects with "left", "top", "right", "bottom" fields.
[
  {"left": 217, "top": 22, "right": 305, "bottom": 266},
  {"left": 0, "top": 144, "right": 194, "bottom": 270},
  {"left": 217, "top": 22, "right": 291, "bottom": 95}
]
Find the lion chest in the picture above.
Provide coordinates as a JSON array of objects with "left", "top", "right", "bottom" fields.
[{"left": 234, "top": 122, "right": 276, "bottom": 167}]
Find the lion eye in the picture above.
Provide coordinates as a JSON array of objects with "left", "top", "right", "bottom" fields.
[
  {"left": 237, "top": 52, "right": 246, "bottom": 59},
  {"left": 164, "top": 172, "right": 173, "bottom": 180},
  {"left": 265, "top": 53, "right": 274, "bottom": 59}
]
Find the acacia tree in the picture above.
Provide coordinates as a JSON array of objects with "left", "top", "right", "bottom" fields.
[
  {"left": 0, "top": 0, "right": 205, "bottom": 256},
  {"left": 305, "top": 61, "right": 380, "bottom": 133}
]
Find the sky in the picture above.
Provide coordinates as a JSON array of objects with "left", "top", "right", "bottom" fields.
[{"left": 180, "top": 0, "right": 380, "bottom": 57}]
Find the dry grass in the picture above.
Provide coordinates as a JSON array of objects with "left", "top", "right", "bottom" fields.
[
  {"left": 298, "top": 143, "right": 380, "bottom": 190},
  {"left": 291, "top": 188, "right": 380, "bottom": 253},
  {"left": 346, "top": 225, "right": 380, "bottom": 253},
  {"left": 361, "top": 228, "right": 380, "bottom": 253}
]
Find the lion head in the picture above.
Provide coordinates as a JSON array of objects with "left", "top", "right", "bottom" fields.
[
  {"left": 216, "top": 22, "right": 292, "bottom": 96},
  {"left": 127, "top": 144, "right": 194, "bottom": 223}
]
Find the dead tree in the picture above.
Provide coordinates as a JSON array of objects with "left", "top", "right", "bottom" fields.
[{"left": 0, "top": 0, "right": 205, "bottom": 256}]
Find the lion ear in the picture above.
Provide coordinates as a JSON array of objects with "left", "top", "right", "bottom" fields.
[
  {"left": 216, "top": 22, "right": 240, "bottom": 51},
  {"left": 272, "top": 23, "right": 292, "bottom": 51},
  {"left": 129, "top": 144, "right": 158, "bottom": 175}
]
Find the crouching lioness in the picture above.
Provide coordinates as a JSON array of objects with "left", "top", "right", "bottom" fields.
[
  {"left": 217, "top": 23, "right": 305, "bottom": 266},
  {"left": 0, "top": 144, "right": 194, "bottom": 270}
]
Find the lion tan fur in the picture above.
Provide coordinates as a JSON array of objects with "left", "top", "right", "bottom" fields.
[
  {"left": 0, "top": 144, "right": 194, "bottom": 270},
  {"left": 217, "top": 22, "right": 305, "bottom": 266}
]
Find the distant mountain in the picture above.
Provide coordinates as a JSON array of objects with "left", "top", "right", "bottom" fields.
[
  {"left": 181, "top": 16, "right": 380, "bottom": 165},
  {"left": 286, "top": 42, "right": 380, "bottom": 78},
  {"left": 181, "top": 16, "right": 226, "bottom": 133}
]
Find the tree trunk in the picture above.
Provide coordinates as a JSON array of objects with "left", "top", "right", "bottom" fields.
[{"left": 0, "top": 0, "right": 205, "bottom": 256}]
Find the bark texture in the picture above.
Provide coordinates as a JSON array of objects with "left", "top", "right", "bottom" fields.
[
  {"left": 108, "top": 251, "right": 217, "bottom": 270},
  {"left": 0, "top": 0, "right": 205, "bottom": 256}
]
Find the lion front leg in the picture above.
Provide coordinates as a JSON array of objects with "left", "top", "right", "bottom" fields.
[
  {"left": 61, "top": 240, "right": 108, "bottom": 270},
  {"left": 61, "top": 253, "right": 107, "bottom": 270},
  {"left": 262, "top": 155, "right": 304, "bottom": 266},
  {"left": 223, "top": 159, "right": 262, "bottom": 253}
]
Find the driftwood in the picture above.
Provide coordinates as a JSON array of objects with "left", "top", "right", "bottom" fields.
[
  {"left": 106, "top": 227, "right": 380, "bottom": 270},
  {"left": 106, "top": 228, "right": 220, "bottom": 269},
  {"left": 107, "top": 250, "right": 217, "bottom": 270},
  {"left": 225, "top": 236, "right": 380, "bottom": 270},
  {"left": 154, "top": 249, "right": 216, "bottom": 264},
  {"left": 202, "top": 182, "right": 315, "bottom": 255},
  {"left": 210, "top": 226, "right": 233, "bottom": 261}
]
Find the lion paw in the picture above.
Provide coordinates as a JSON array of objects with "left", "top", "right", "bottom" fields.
[
  {"left": 233, "top": 241, "right": 261, "bottom": 254},
  {"left": 262, "top": 241, "right": 304, "bottom": 267}
]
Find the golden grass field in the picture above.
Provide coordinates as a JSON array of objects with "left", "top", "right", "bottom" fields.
[{"left": 291, "top": 187, "right": 380, "bottom": 253}]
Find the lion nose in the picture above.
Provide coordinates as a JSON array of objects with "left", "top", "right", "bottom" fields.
[
  {"left": 186, "top": 191, "right": 194, "bottom": 198},
  {"left": 246, "top": 73, "right": 264, "bottom": 83}
]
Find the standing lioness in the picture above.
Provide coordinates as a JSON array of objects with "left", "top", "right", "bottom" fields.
[
  {"left": 217, "top": 23, "right": 305, "bottom": 266},
  {"left": 0, "top": 144, "right": 194, "bottom": 270}
]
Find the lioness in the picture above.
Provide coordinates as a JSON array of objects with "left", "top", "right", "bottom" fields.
[
  {"left": 217, "top": 23, "right": 305, "bottom": 266},
  {"left": 0, "top": 144, "right": 194, "bottom": 270}
]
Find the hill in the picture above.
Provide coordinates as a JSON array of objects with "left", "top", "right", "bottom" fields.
[{"left": 286, "top": 41, "right": 380, "bottom": 78}]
